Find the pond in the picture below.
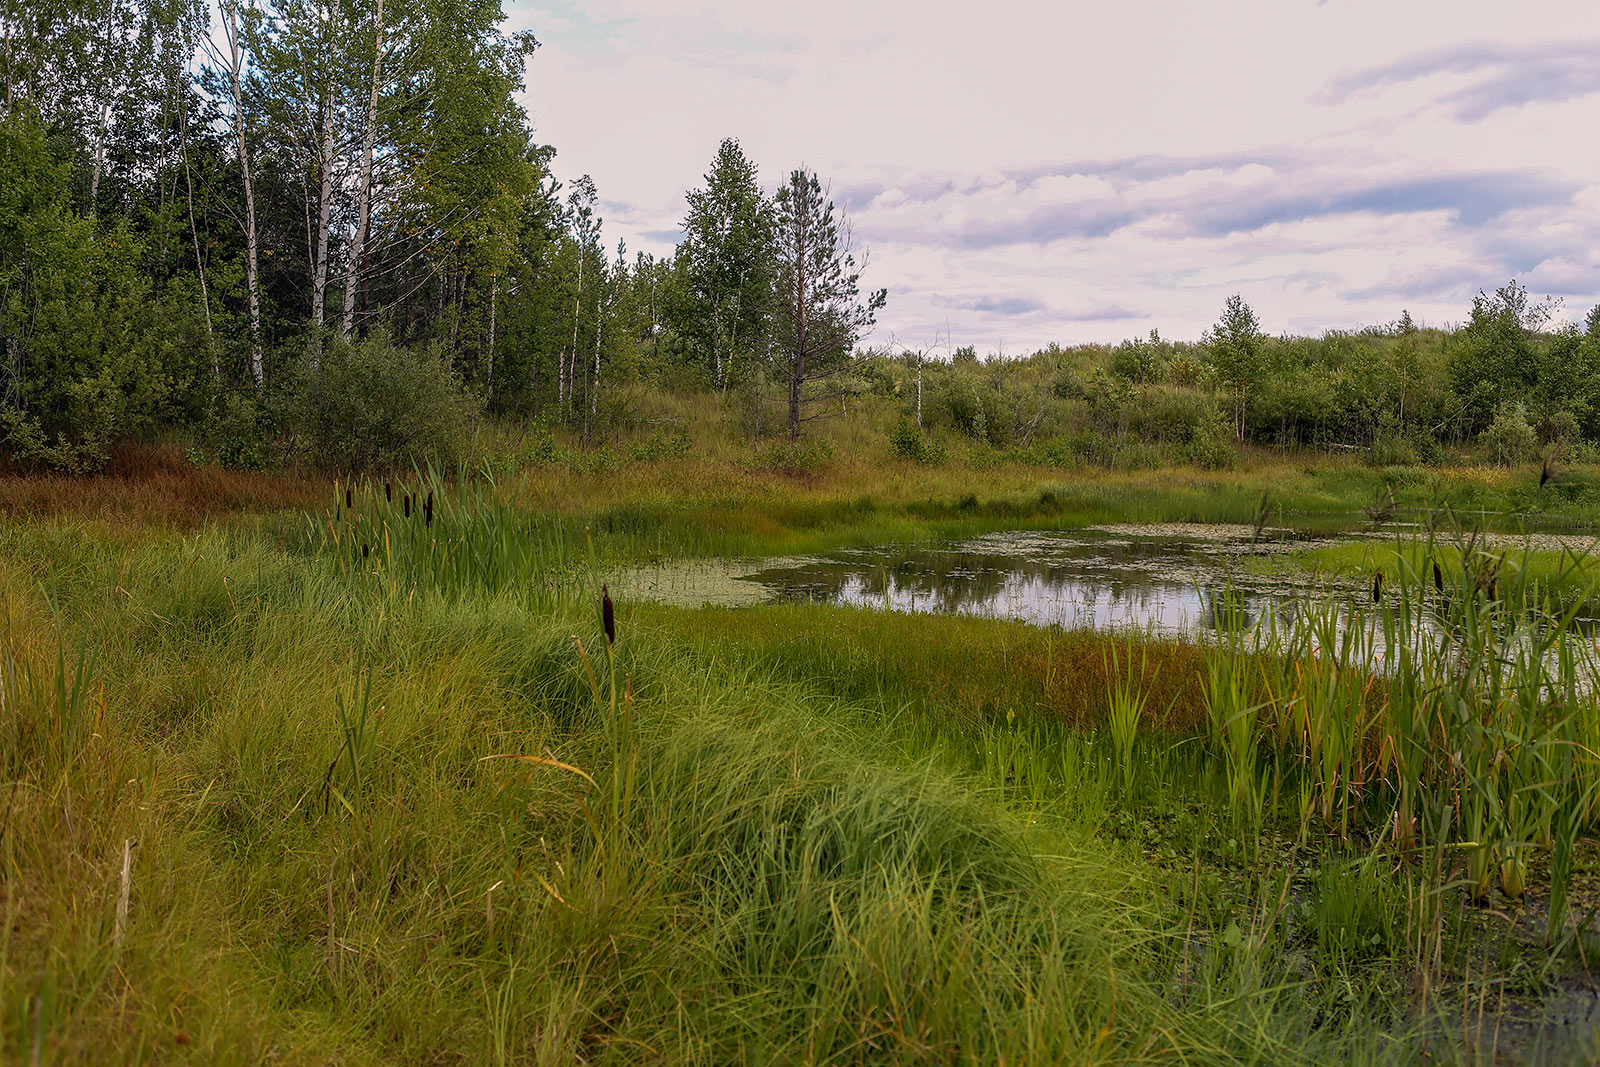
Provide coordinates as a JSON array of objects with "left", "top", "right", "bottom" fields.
[{"left": 614, "top": 523, "right": 1369, "bottom": 638}]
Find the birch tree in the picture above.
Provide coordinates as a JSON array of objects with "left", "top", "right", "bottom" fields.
[{"left": 681, "top": 139, "right": 772, "bottom": 388}]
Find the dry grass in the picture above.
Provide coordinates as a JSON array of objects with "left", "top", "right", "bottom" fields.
[{"left": 0, "top": 443, "right": 318, "bottom": 527}]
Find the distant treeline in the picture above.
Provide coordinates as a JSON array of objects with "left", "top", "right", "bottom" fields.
[
  {"left": 868, "top": 286, "right": 1600, "bottom": 472},
  {"left": 0, "top": 1, "right": 1595, "bottom": 472}
]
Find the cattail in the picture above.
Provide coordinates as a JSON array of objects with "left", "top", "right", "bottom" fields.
[
  {"left": 602, "top": 584, "right": 615, "bottom": 645},
  {"left": 404, "top": 494, "right": 411, "bottom": 518},
  {"left": 1488, "top": 578, "right": 1498, "bottom": 602},
  {"left": 1372, "top": 572, "right": 1382, "bottom": 604},
  {"left": 345, "top": 486, "right": 353, "bottom": 509},
  {"left": 385, "top": 481, "right": 392, "bottom": 502},
  {"left": 424, "top": 494, "right": 434, "bottom": 526},
  {"left": 361, "top": 542, "right": 370, "bottom": 559},
  {"left": 1432, "top": 560, "right": 1444, "bottom": 593}
]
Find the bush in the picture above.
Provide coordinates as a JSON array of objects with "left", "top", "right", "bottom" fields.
[
  {"left": 201, "top": 391, "right": 270, "bottom": 470},
  {"left": 1480, "top": 402, "right": 1537, "bottom": 466},
  {"left": 889, "top": 421, "right": 946, "bottom": 465},
  {"left": 627, "top": 428, "right": 691, "bottom": 461},
  {"left": 1367, "top": 432, "right": 1418, "bottom": 468},
  {"left": 294, "top": 330, "right": 479, "bottom": 472}
]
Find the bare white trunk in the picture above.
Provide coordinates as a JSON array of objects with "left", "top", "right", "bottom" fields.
[
  {"left": 590, "top": 289, "right": 603, "bottom": 428},
  {"left": 87, "top": 4, "right": 115, "bottom": 216},
  {"left": 311, "top": 91, "right": 336, "bottom": 335},
  {"left": 88, "top": 99, "right": 110, "bottom": 216},
  {"left": 224, "top": 0, "right": 263, "bottom": 384},
  {"left": 342, "top": 0, "right": 384, "bottom": 337},
  {"left": 565, "top": 251, "right": 583, "bottom": 415},
  {"left": 916, "top": 356, "right": 923, "bottom": 430}
]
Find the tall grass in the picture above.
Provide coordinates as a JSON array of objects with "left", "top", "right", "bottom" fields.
[{"left": 1, "top": 499, "right": 1436, "bottom": 1063}]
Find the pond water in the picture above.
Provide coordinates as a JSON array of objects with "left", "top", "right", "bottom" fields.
[{"left": 614, "top": 524, "right": 1369, "bottom": 638}]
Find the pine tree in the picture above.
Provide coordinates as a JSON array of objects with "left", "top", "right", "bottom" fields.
[{"left": 769, "top": 168, "right": 885, "bottom": 441}]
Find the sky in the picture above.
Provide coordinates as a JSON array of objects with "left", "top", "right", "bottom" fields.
[{"left": 508, "top": 0, "right": 1600, "bottom": 353}]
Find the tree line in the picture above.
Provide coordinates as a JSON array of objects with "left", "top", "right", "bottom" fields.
[
  {"left": 2, "top": 0, "right": 1597, "bottom": 474},
  {"left": 0, "top": 0, "right": 883, "bottom": 470},
  {"left": 873, "top": 284, "right": 1600, "bottom": 472}
]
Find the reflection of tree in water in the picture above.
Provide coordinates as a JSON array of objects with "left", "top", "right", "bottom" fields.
[
  {"left": 1203, "top": 589, "right": 1256, "bottom": 632},
  {"left": 751, "top": 537, "right": 1276, "bottom": 635}
]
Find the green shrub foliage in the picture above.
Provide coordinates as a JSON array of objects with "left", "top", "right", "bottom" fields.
[{"left": 295, "top": 330, "right": 479, "bottom": 472}]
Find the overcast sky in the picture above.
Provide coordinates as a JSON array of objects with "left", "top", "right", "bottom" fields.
[{"left": 509, "top": 0, "right": 1600, "bottom": 352}]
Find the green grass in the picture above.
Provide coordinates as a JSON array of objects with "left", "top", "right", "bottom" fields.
[
  {"left": 3, "top": 512, "right": 1434, "bottom": 1064},
  {"left": 1246, "top": 532, "right": 1600, "bottom": 603},
  {"left": 11, "top": 475, "right": 1600, "bottom": 1063}
]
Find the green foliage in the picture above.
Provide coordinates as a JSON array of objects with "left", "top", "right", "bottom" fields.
[
  {"left": 1449, "top": 281, "right": 1550, "bottom": 435},
  {"left": 677, "top": 139, "right": 774, "bottom": 387},
  {"left": 294, "top": 330, "right": 480, "bottom": 471},
  {"left": 1207, "top": 293, "right": 1264, "bottom": 442},
  {"left": 769, "top": 168, "right": 886, "bottom": 440},
  {"left": 200, "top": 391, "right": 271, "bottom": 470},
  {"left": 889, "top": 421, "right": 946, "bottom": 464},
  {"left": 0, "top": 111, "right": 200, "bottom": 471},
  {"left": 1108, "top": 331, "right": 1166, "bottom": 383},
  {"left": 1481, "top": 401, "right": 1537, "bottom": 466},
  {"left": 626, "top": 428, "right": 691, "bottom": 461},
  {"left": 751, "top": 437, "right": 834, "bottom": 475}
]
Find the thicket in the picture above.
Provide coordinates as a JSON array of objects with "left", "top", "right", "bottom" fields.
[{"left": 2, "top": 0, "right": 1597, "bottom": 474}]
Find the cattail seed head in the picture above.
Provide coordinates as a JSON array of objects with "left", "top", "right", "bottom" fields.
[
  {"left": 602, "top": 584, "right": 615, "bottom": 645},
  {"left": 1372, "top": 572, "right": 1382, "bottom": 604},
  {"left": 362, "top": 542, "right": 370, "bottom": 559},
  {"left": 424, "top": 496, "right": 433, "bottom": 526},
  {"left": 385, "top": 481, "right": 392, "bottom": 502},
  {"left": 404, "top": 495, "right": 411, "bottom": 518},
  {"left": 1432, "top": 560, "right": 1444, "bottom": 593},
  {"left": 345, "top": 486, "right": 353, "bottom": 509}
]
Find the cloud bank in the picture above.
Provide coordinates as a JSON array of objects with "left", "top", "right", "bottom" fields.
[{"left": 515, "top": 0, "right": 1600, "bottom": 350}]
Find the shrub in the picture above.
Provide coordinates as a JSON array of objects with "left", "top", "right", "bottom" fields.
[
  {"left": 202, "top": 391, "right": 270, "bottom": 470},
  {"left": 889, "top": 421, "right": 946, "bottom": 465},
  {"left": 1480, "top": 402, "right": 1537, "bottom": 466},
  {"left": 628, "top": 428, "right": 692, "bottom": 461},
  {"left": 1367, "top": 432, "right": 1418, "bottom": 468},
  {"left": 294, "top": 329, "right": 479, "bottom": 472},
  {"left": 1542, "top": 409, "right": 1580, "bottom": 446}
]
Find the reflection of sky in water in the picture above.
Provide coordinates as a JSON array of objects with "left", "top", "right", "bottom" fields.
[
  {"left": 762, "top": 534, "right": 1282, "bottom": 637},
  {"left": 616, "top": 527, "right": 1338, "bottom": 638}
]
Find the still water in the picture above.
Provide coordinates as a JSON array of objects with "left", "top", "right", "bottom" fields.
[{"left": 614, "top": 524, "right": 1365, "bottom": 638}]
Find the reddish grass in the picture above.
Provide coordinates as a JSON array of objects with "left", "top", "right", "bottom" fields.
[
  {"left": 640, "top": 602, "right": 1216, "bottom": 734},
  {"left": 0, "top": 442, "right": 320, "bottom": 527}
]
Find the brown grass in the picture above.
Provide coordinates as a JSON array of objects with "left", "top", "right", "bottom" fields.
[{"left": 0, "top": 443, "right": 319, "bottom": 527}]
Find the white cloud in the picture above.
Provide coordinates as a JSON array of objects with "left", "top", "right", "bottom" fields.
[{"left": 516, "top": 0, "right": 1600, "bottom": 349}]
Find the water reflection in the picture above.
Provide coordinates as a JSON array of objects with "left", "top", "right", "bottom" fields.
[{"left": 617, "top": 526, "right": 1347, "bottom": 639}]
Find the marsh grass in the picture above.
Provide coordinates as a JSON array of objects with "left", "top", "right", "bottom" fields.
[
  {"left": 14, "top": 472, "right": 1600, "bottom": 1061},
  {"left": 2, "top": 500, "right": 1440, "bottom": 1064}
]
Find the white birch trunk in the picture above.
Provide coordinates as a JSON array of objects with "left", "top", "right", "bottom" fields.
[
  {"left": 310, "top": 90, "right": 336, "bottom": 335},
  {"left": 342, "top": 0, "right": 384, "bottom": 337},
  {"left": 565, "top": 251, "right": 583, "bottom": 415},
  {"left": 224, "top": 0, "right": 263, "bottom": 384}
]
